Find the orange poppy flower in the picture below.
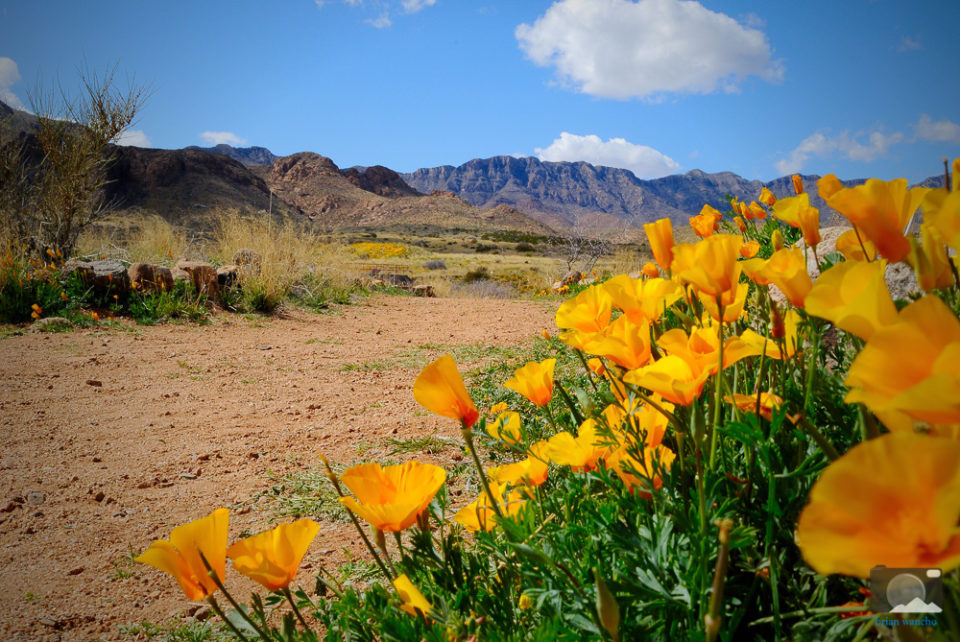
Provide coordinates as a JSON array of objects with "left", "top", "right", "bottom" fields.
[
  {"left": 909, "top": 223, "right": 954, "bottom": 291},
  {"left": 583, "top": 315, "right": 652, "bottom": 371},
  {"left": 504, "top": 358, "right": 556, "bottom": 407},
  {"left": 739, "top": 240, "right": 760, "bottom": 259},
  {"left": 607, "top": 444, "right": 676, "bottom": 498},
  {"left": 817, "top": 173, "right": 844, "bottom": 201},
  {"left": 742, "top": 248, "right": 812, "bottom": 308},
  {"left": 748, "top": 201, "right": 767, "bottom": 220},
  {"left": 393, "top": 574, "right": 433, "bottom": 618},
  {"left": 643, "top": 217, "right": 675, "bottom": 271},
  {"left": 486, "top": 410, "right": 522, "bottom": 444},
  {"left": 545, "top": 419, "right": 618, "bottom": 473},
  {"left": 555, "top": 284, "right": 612, "bottom": 333},
  {"left": 339, "top": 461, "right": 446, "bottom": 532},
  {"left": 796, "top": 432, "right": 960, "bottom": 578},
  {"left": 413, "top": 354, "right": 479, "bottom": 428},
  {"left": 488, "top": 441, "right": 549, "bottom": 487},
  {"left": 454, "top": 481, "right": 526, "bottom": 532},
  {"left": 226, "top": 519, "right": 320, "bottom": 591},
  {"left": 759, "top": 187, "right": 776, "bottom": 207},
  {"left": 602, "top": 274, "right": 682, "bottom": 324},
  {"left": 834, "top": 229, "right": 877, "bottom": 262},
  {"left": 641, "top": 261, "right": 659, "bottom": 278},
  {"left": 135, "top": 508, "right": 229, "bottom": 601},
  {"left": 723, "top": 392, "right": 783, "bottom": 421},
  {"left": 845, "top": 295, "right": 960, "bottom": 434},
  {"left": 690, "top": 205, "right": 722, "bottom": 238},
  {"left": 805, "top": 260, "right": 897, "bottom": 340},
  {"left": 827, "top": 178, "right": 930, "bottom": 262},
  {"left": 792, "top": 174, "right": 804, "bottom": 195},
  {"left": 623, "top": 355, "right": 712, "bottom": 406},
  {"left": 671, "top": 234, "right": 743, "bottom": 299}
]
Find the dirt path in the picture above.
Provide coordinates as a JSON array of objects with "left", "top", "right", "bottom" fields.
[{"left": 0, "top": 294, "right": 557, "bottom": 641}]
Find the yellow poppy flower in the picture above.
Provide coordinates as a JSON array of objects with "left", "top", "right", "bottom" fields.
[
  {"left": 772, "top": 193, "right": 821, "bottom": 249},
  {"left": 796, "top": 432, "right": 960, "bottom": 578},
  {"left": 642, "top": 262, "right": 659, "bottom": 278},
  {"left": 582, "top": 315, "right": 652, "bottom": 371},
  {"left": 339, "top": 461, "right": 446, "bottom": 532},
  {"left": 488, "top": 441, "right": 549, "bottom": 487},
  {"left": 623, "top": 355, "right": 712, "bottom": 406},
  {"left": 734, "top": 216, "right": 746, "bottom": 233},
  {"left": 792, "top": 174, "right": 804, "bottom": 195},
  {"left": 742, "top": 248, "right": 812, "bottom": 308},
  {"left": 723, "top": 392, "right": 783, "bottom": 421},
  {"left": 413, "top": 354, "right": 479, "bottom": 428},
  {"left": 738, "top": 308, "right": 802, "bottom": 360},
  {"left": 644, "top": 217, "right": 676, "bottom": 271},
  {"left": 558, "top": 328, "right": 597, "bottom": 351},
  {"left": 657, "top": 325, "right": 763, "bottom": 375},
  {"left": 555, "top": 284, "right": 613, "bottom": 333},
  {"left": 226, "top": 519, "right": 320, "bottom": 591},
  {"left": 698, "top": 281, "right": 749, "bottom": 323},
  {"left": 504, "top": 358, "right": 556, "bottom": 407},
  {"left": 748, "top": 201, "right": 767, "bottom": 220},
  {"left": 486, "top": 410, "right": 522, "bottom": 444},
  {"left": 393, "top": 574, "right": 433, "bottom": 618},
  {"left": 545, "top": 419, "right": 618, "bottom": 472},
  {"left": 817, "top": 173, "right": 844, "bottom": 201},
  {"left": 602, "top": 274, "right": 682, "bottom": 324},
  {"left": 739, "top": 240, "right": 760, "bottom": 259},
  {"left": 690, "top": 205, "right": 721, "bottom": 238},
  {"left": 827, "top": 178, "right": 930, "bottom": 262},
  {"left": 587, "top": 357, "right": 606, "bottom": 377},
  {"left": 671, "top": 234, "right": 743, "bottom": 299},
  {"left": 607, "top": 444, "right": 676, "bottom": 498},
  {"left": 490, "top": 401, "right": 508, "bottom": 414},
  {"left": 834, "top": 229, "right": 877, "bottom": 262},
  {"left": 909, "top": 223, "right": 954, "bottom": 291},
  {"left": 804, "top": 260, "right": 897, "bottom": 340},
  {"left": 759, "top": 187, "right": 776, "bottom": 207},
  {"left": 845, "top": 296, "right": 960, "bottom": 433},
  {"left": 135, "top": 508, "right": 229, "bottom": 601},
  {"left": 601, "top": 398, "right": 672, "bottom": 448},
  {"left": 454, "top": 481, "right": 526, "bottom": 532},
  {"left": 922, "top": 182, "right": 960, "bottom": 252}
]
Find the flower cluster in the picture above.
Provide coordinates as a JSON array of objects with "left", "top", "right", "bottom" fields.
[{"left": 348, "top": 241, "right": 409, "bottom": 259}]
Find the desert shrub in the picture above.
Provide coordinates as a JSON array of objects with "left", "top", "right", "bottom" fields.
[
  {"left": 288, "top": 273, "right": 357, "bottom": 311},
  {"left": 127, "top": 281, "right": 209, "bottom": 325},
  {"left": 461, "top": 266, "right": 490, "bottom": 282},
  {"left": 515, "top": 241, "right": 535, "bottom": 253},
  {"left": 423, "top": 259, "right": 447, "bottom": 270},
  {"left": 473, "top": 243, "right": 496, "bottom": 253},
  {"left": 449, "top": 279, "right": 515, "bottom": 299}
]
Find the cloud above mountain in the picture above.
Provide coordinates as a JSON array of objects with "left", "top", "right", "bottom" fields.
[
  {"left": 0, "top": 57, "right": 27, "bottom": 111},
  {"left": 516, "top": 0, "right": 782, "bottom": 100},
  {"left": 775, "top": 128, "right": 904, "bottom": 175},
  {"left": 199, "top": 131, "right": 247, "bottom": 146},
  {"left": 535, "top": 132, "right": 680, "bottom": 178}
]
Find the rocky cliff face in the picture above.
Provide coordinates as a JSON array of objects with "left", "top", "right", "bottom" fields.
[{"left": 404, "top": 156, "right": 942, "bottom": 228}]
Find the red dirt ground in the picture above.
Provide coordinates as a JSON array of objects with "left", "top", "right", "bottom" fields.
[{"left": 0, "top": 294, "right": 557, "bottom": 641}]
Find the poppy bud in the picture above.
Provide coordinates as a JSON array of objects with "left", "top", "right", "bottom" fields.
[{"left": 771, "top": 229, "right": 785, "bottom": 252}]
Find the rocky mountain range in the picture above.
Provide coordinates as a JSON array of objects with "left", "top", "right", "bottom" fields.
[
  {"left": 185, "top": 144, "right": 278, "bottom": 166},
  {"left": 2, "top": 100, "right": 946, "bottom": 235}
]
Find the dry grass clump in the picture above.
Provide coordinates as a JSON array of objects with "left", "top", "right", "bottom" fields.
[{"left": 75, "top": 215, "right": 192, "bottom": 263}]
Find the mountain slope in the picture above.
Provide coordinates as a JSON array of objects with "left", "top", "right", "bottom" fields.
[{"left": 184, "top": 144, "right": 278, "bottom": 166}]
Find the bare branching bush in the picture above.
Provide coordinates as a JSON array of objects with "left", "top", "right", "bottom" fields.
[
  {"left": 559, "top": 213, "right": 631, "bottom": 274},
  {"left": 0, "top": 66, "right": 148, "bottom": 258}
]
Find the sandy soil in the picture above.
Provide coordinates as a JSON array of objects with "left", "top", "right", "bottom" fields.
[{"left": 0, "top": 294, "right": 557, "bottom": 641}]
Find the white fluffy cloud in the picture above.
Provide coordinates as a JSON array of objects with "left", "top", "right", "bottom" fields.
[
  {"left": 366, "top": 12, "right": 392, "bottom": 27},
  {"left": 535, "top": 132, "right": 680, "bottom": 178},
  {"left": 402, "top": 0, "right": 436, "bottom": 12},
  {"left": 0, "top": 57, "right": 27, "bottom": 111},
  {"left": 199, "top": 131, "right": 247, "bottom": 146},
  {"left": 515, "top": 0, "right": 782, "bottom": 100},
  {"left": 897, "top": 36, "right": 922, "bottom": 52},
  {"left": 914, "top": 114, "right": 960, "bottom": 144},
  {"left": 116, "top": 129, "right": 151, "bottom": 147},
  {"left": 774, "top": 129, "right": 904, "bottom": 175}
]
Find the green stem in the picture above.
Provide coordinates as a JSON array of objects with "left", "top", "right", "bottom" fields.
[
  {"left": 555, "top": 380, "right": 584, "bottom": 426},
  {"left": 709, "top": 305, "right": 725, "bottom": 469},
  {"left": 282, "top": 586, "right": 313, "bottom": 633},
  {"left": 797, "top": 416, "right": 840, "bottom": 461},
  {"left": 198, "top": 552, "right": 272, "bottom": 640},
  {"left": 206, "top": 596, "right": 251, "bottom": 642},
  {"left": 462, "top": 423, "right": 505, "bottom": 521},
  {"left": 748, "top": 605, "right": 870, "bottom": 625}
]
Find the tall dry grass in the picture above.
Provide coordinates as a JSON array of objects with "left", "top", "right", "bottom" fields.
[{"left": 76, "top": 215, "right": 192, "bottom": 263}]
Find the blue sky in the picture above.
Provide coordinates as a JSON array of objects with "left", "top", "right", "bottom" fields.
[{"left": 1, "top": 0, "right": 957, "bottom": 182}]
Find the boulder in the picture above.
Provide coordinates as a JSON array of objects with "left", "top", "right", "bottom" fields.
[
  {"left": 62, "top": 259, "right": 130, "bottom": 295},
  {"left": 217, "top": 264, "right": 241, "bottom": 288},
  {"left": 171, "top": 267, "right": 190, "bottom": 283},
  {"left": 128, "top": 263, "right": 174, "bottom": 292},
  {"left": 411, "top": 285, "right": 435, "bottom": 297},
  {"left": 31, "top": 317, "right": 72, "bottom": 332},
  {"left": 175, "top": 260, "right": 220, "bottom": 298},
  {"left": 561, "top": 270, "right": 582, "bottom": 287}
]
